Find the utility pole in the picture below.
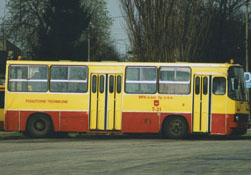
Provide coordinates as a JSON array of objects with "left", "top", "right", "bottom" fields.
[{"left": 246, "top": 0, "right": 249, "bottom": 72}]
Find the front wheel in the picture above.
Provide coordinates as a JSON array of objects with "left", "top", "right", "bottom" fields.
[
  {"left": 26, "top": 114, "right": 53, "bottom": 138},
  {"left": 162, "top": 117, "right": 188, "bottom": 139}
]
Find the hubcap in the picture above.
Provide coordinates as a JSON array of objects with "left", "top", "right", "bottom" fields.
[
  {"left": 34, "top": 119, "right": 46, "bottom": 131},
  {"left": 169, "top": 119, "right": 183, "bottom": 135}
]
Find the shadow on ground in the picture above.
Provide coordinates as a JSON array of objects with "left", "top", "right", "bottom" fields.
[{"left": 1, "top": 131, "right": 251, "bottom": 141}]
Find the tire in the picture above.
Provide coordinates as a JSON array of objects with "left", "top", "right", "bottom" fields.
[
  {"left": 26, "top": 114, "right": 53, "bottom": 138},
  {"left": 162, "top": 117, "right": 188, "bottom": 139}
]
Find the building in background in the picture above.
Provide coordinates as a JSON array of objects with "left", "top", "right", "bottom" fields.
[{"left": 0, "top": 39, "right": 21, "bottom": 84}]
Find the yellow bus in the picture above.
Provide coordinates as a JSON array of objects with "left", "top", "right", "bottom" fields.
[
  {"left": 3, "top": 60, "right": 250, "bottom": 138},
  {"left": 0, "top": 84, "right": 4, "bottom": 130}
]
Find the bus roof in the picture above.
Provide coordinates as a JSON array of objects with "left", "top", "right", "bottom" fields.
[{"left": 6, "top": 60, "right": 241, "bottom": 68}]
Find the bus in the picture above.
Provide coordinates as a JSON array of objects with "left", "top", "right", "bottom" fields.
[
  {"left": 3, "top": 60, "right": 250, "bottom": 138},
  {"left": 0, "top": 84, "right": 4, "bottom": 130}
]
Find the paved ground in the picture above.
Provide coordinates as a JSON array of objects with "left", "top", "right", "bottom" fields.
[{"left": 0, "top": 133, "right": 251, "bottom": 175}]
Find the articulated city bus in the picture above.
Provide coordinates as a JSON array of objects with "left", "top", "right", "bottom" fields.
[{"left": 3, "top": 60, "right": 250, "bottom": 138}]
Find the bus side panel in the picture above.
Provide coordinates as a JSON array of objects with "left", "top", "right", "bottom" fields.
[
  {"left": 122, "top": 112, "right": 192, "bottom": 134},
  {"left": 6, "top": 110, "right": 89, "bottom": 133},
  {"left": 20, "top": 111, "right": 59, "bottom": 132},
  {"left": 61, "top": 112, "right": 88, "bottom": 132},
  {"left": 122, "top": 112, "right": 159, "bottom": 133},
  {"left": 20, "top": 111, "right": 89, "bottom": 132},
  {"left": 210, "top": 113, "right": 227, "bottom": 135},
  {"left": 5, "top": 111, "right": 19, "bottom": 131}
]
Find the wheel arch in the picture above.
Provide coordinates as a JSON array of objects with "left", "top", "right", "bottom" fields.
[
  {"left": 25, "top": 112, "right": 54, "bottom": 134},
  {"left": 162, "top": 115, "right": 188, "bottom": 127},
  {"left": 25, "top": 112, "right": 54, "bottom": 130}
]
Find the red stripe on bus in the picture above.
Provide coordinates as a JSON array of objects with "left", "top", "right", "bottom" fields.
[
  {"left": 5, "top": 111, "right": 19, "bottom": 131},
  {"left": 122, "top": 112, "right": 192, "bottom": 133},
  {"left": 5, "top": 110, "right": 240, "bottom": 135},
  {"left": 211, "top": 113, "right": 235, "bottom": 135},
  {"left": 5, "top": 111, "right": 89, "bottom": 132},
  {"left": 122, "top": 112, "right": 160, "bottom": 133}
]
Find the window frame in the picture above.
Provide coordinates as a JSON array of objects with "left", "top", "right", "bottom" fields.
[
  {"left": 159, "top": 66, "right": 191, "bottom": 94},
  {"left": 213, "top": 77, "right": 226, "bottom": 95},
  {"left": 125, "top": 66, "right": 157, "bottom": 94},
  {"left": 50, "top": 65, "right": 88, "bottom": 93},
  {"left": 8, "top": 64, "right": 49, "bottom": 92}
]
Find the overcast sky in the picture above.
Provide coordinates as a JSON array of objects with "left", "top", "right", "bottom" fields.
[
  {"left": 0, "top": 0, "right": 129, "bottom": 55},
  {"left": 106, "top": 0, "right": 129, "bottom": 55}
]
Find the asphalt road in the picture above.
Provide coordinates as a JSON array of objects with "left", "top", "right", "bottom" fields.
[{"left": 0, "top": 134, "right": 251, "bottom": 175}]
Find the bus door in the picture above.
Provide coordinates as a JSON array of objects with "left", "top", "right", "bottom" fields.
[
  {"left": 193, "top": 75, "right": 212, "bottom": 133},
  {"left": 89, "top": 73, "right": 122, "bottom": 131}
]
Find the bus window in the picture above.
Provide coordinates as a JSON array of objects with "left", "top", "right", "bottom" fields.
[
  {"left": 203, "top": 77, "right": 208, "bottom": 95},
  {"left": 159, "top": 67, "right": 190, "bottom": 94},
  {"left": 117, "top": 75, "right": 122, "bottom": 93},
  {"left": 213, "top": 77, "right": 226, "bottom": 95},
  {"left": 125, "top": 67, "right": 157, "bottom": 94},
  {"left": 8, "top": 65, "right": 48, "bottom": 92},
  {"left": 100, "top": 75, "right": 104, "bottom": 93},
  {"left": 195, "top": 77, "right": 200, "bottom": 94},
  {"left": 50, "top": 66, "right": 88, "bottom": 93},
  {"left": 228, "top": 67, "right": 247, "bottom": 101},
  {"left": 109, "top": 75, "right": 114, "bottom": 93},
  {"left": 92, "top": 75, "right": 97, "bottom": 93}
]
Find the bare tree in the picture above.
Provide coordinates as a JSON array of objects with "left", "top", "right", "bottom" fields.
[{"left": 120, "top": 0, "right": 246, "bottom": 62}]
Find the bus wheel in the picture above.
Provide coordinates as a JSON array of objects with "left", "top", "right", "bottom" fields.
[
  {"left": 162, "top": 117, "right": 188, "bottom": 139},
  {"left": 27, "top": 114, "right": 53, "bottom": 138}
]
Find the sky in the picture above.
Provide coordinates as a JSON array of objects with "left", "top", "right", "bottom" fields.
[
  {"left": 106, "top": 0, "right": 129, "bottom": 56},
  {"left": 0, "top": 0, "right": 7, "bottom": 19},
  {"left": 0, "top": 0, "right": 129, "bottom": 56}
]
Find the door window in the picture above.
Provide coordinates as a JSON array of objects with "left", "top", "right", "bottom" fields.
[{"left": 213, "top": 77, "right": 226, "bottom": 95}]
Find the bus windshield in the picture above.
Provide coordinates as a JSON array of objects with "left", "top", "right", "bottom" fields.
[{"left": 228, "top": 66, "right": 247, "bottom": 101}]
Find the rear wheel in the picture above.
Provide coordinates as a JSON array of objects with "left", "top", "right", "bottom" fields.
[
  {"left": 27, "top": 114, "right": 53, "bottom": 138},
  {"left": 162, "top": 117, "right": 188, "bottom": 139}
]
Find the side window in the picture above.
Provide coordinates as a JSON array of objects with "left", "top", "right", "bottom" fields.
[
  {"left": 203, "top": 77, "right": 208, "bottom": 95},
  {"left": 50, "top": 66, "right": 88, "bottom": 93},
  {"left": 195, "top": 77, "right": 200, "bottom": 95},
  {"left": 159, "top": 67, "right": 190, "bottom": 94},
  {"left": 92, "top": 75, "right": 97, "bottom": 93},
  {"left": 213, "top": 77, "right": 226, "bottom": 95},
  {"left": 125, "top": 67, "right": 157, "bottom": 94},
  {"left": 100, "top": 75, "right": 104, "bottom": 93},
  {"left": 109, "top": 75, "right": 114, "bottom": 93},
  {"left": 8, "top": 65, "right": 48, "bottom": 92},
  {"left": 117, "top": 75, "right": 122, "bottom": 93}
]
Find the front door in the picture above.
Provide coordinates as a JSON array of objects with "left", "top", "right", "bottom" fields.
[
  {"left": 89, "top": 73, "right": 122, "bottom": 131},
  {"left": 193, "top": 75, "right": 212, "bottom": 133}
]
